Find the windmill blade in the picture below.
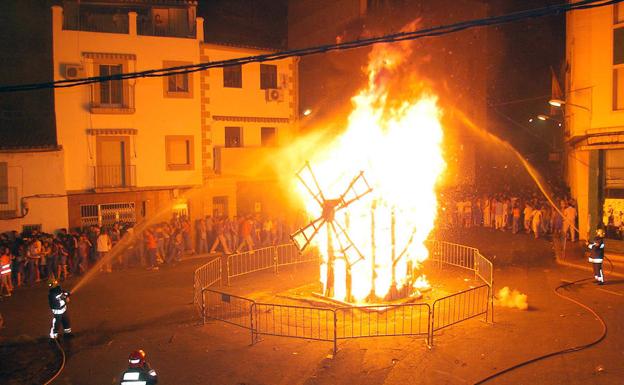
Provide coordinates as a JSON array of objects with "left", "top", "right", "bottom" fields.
[
  {"left": 296, "top": 161, "right": 326, "bottom": 208},
  {"left": 330, "top": 220, "right": 365, "bottom": 267},
  {"left": 290, "top": 216, "right": 326, "bottom": 251},
  {"left": 336, "top": 171, "right": 373, "bottom": 211}
]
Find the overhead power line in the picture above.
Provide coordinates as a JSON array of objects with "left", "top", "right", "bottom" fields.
[{"left": 0, "top": 0, "right": 620, "bottom": 93}]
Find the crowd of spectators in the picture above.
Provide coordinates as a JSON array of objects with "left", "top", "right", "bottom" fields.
[
  {"left": 439, "top": 189, "right": 580, "bottom": 241},
  {"left": 0, "top": 213, "right": 293, "bottom": 297}
]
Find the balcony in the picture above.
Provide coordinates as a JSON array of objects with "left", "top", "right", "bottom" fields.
[
  {"left": 93, "top": 165, "right": 136, "bottom": 189},
  {"left": 213, "top": 147, "right": 278, "bottom": 179},
  {"left": 62, "top": 2, "right": 197, "bottom": 39},
  {"left": 607, "top": 167, "right": 624, "bottom": 189}
]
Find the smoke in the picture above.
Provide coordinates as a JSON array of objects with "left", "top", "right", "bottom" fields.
[{"left": 495, "top": 286, "right": 528, "bottom": 310}]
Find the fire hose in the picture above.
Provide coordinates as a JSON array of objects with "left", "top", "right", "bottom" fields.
[
  {"left": 473, "top": 277, "right": 608, "bottom": 385},
  {"left": 42, "top": 337, "right": 66, "bottom": 385}
]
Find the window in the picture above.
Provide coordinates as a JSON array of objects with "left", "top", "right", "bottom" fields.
[
  {"left": 99, "top": 64, "right": 123, "bottom": 105},
  {"left": 165, "top": 135, "right": 194, "bottom": 170},
  {"left": 225, "top": 127, "right": 242, "bottom": 147},
  {"left": 260, "top": 64, "right": 277, "bottom": 89},
  {"left": 261, "top": 127, "right": 277, "bottom": 146},
  {"left": 223, "top": 65, "right": 242, "bottom": 88},
  {"left": 212, "top": 196, "right": 228, "bottom": 217},
  {"left": 0, "top": 162, "right": 7, "bottom": 204},
  {"left": 163, "top": 61, "right": 192, "bottom": 98},
  {"left": 616, "top": 4, "right": 624, "bottom": 24},
  {"left": 87, "top": 53, "right": 135, "bottom": 114},
  {"left": 22, "top": 224, "right": 42, "bottom": 235},
  {"left": 615, "top": 9, "right": 624, "bottom": 109}
]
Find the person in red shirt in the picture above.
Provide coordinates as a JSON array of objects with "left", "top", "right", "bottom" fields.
[
  {"left": 236, "top": 215, "right": 255, "bottom": 253},
  {"left": 144, "top": 230, "right": 159, "bottom": 270}
]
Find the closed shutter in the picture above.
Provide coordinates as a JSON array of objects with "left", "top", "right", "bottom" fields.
[{"left": 0, "top": 162, "right": 8, "bottom": 204}]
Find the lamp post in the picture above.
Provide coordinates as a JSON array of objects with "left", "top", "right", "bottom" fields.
[{"left": 548, "top": 98, "right": 591, "bottom": 112}]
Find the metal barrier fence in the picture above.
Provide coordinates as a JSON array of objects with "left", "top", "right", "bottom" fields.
[
  {"left": 428, "top": 240, "right": 494, "bottom": 322},
  {"left": 201, "top": 289, "right": 256, "bottom": 344},
  {"left": 253, "top": 303, "right": 336, "bottom": 351},
  {"left": 276, "top": 244, "right": 318, "bottom": 268},
  {"left": 227, "top": 246, "right": 276, "bottom": 283},
  {"left": 226, "top": 243, "right": 318, "bottom": 285},
  {"left": 431, "top": 284, "right": 490, "bottom": 332},
  {"left": 193, "top": 258, "right": 221, "bottom": 315},
  {"left": 335, "top": 303, "right": 431, "bottom": 344},
  {"left": 194, "top": 239, "right": 494, "bottom": 352}
]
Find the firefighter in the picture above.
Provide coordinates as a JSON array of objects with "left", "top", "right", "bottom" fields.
[
  {"left": 120, "top": 349, "right": 158, "bottom": 385},
  {"left": 48, "top": 276, "right": 72, "bottom": 339},
  {"left": 588, "top": 228, "right": 606, "bottom": 285}
]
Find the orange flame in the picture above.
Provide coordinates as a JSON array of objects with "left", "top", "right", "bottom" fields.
[{"left": 297, "top": 40, "right": 446, "bottom": 303}]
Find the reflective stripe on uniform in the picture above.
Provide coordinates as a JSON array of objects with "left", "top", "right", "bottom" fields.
[
  {"left": 121, "top": 382, "right": 146, "bottom": 385},
  {"left": 123, "top": 372, "right": 140, "bottom": 380},
  {"left": 50, "top": 317, "right": 57, "bottom": 338},
  {"left": 588, "top": 258, "right": 603, "bottom": 263},
  {"left": 52, "top": 307, "right": 66, "bottom": 315},
  {"left": 1, "top": 264, "right": 10, "bottom": 274}
]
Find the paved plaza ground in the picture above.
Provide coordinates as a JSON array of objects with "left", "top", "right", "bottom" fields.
[{"left": 1, "top": 228, "right": 623, "bottom": 384}]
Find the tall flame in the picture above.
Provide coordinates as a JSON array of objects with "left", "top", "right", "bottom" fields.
[{"left": 297, "top": 40, "right": 446, "bottom": 303}]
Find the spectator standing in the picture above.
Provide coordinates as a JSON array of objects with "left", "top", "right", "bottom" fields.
[
  {"left": 97, "top": 229, "right": 112, "bottom": 273},
  {"left": 144, "top": 230, "right": 159, "bottom": 270},
  {"left": 563, "top": 201, "right": 578, "bottom": 242}
]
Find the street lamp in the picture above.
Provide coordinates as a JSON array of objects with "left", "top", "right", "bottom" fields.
[
  {"left": 548, "top": 98, "right": 590, "bottom": 112},
  {"left": 536, "top": 114, "right": 562, "bottom": 125}
]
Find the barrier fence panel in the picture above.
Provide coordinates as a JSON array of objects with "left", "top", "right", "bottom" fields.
[
  {"left": 193, "top": 258, "right": 221, "bottom": 316},
  {"left": 336, "top": 303, "right": 431, "bottom": 343},
  {"left": 227, "top": 246, "right": 276, "bottom": 282},
  {"left": 252, "top": 303, "right": 336, "bottom": 350},
  {"left": 474, "top": 252, "right": 493, "bottom": 287},
  {"left": 276, "top": 243, "right": 318, "bottom": 268},
  {"left": 202, "top": 288, "right": 256, "bottom": 344},
  {"left": 431, "top": 284, "right": 490, "bottom": 338}
]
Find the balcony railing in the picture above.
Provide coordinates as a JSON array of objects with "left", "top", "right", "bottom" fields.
[
  {"left": 607, "top": 167, "right": 624, "bottom": 188},
  {"left": 61, "top": 2, "right": 197, "bottom": 39},
  {"left": 94, "top": 165, "right": 136, "bottom": 189}
]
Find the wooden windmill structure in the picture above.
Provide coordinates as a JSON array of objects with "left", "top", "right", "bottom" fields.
[{"left": 290, "top": 162, "right": 373, "bottom": 300}]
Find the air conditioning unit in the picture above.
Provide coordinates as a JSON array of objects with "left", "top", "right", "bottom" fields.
[
  {"left": 265, "top": 88, "right": 284, "bottom": 102},
  {"left": 62, "top": 63, "right": 84, "bottom": 79}
]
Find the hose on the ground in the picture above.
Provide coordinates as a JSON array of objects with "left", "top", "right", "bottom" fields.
[
  {"left": 42, "top": 337, "right": 66, "bottom": 385},
  {"left": 473, "top": 277, "right": 608, "bottom": 384}
]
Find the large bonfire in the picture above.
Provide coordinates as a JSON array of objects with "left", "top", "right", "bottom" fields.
[{"left": 296, "top": 38, "right": 446, "bottom": 304}]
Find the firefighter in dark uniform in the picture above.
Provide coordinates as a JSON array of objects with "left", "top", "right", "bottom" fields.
[
  {"left": 588, "top": 228, "right": 606, "bottom": 285},
  {"left": 120, "top": 349, "right": 158, "bottom": 385},
  {"left": 48, "top": 276, "right": 72, "bottom": 338}
]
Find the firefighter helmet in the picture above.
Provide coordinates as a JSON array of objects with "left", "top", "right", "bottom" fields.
[
  {"left": 128, "top": 349, "right": 146, "bottom": 368},
  {"left": 596, "top": 228, "right": 605, "bottom": 238},
  {"left": 47, "top": 276, "right": 59, "bottom": 288}
]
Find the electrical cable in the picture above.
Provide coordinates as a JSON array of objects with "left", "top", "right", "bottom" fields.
[
  {"left": 473, "top": 277, "right": 608, "bottom": 385},
  {"left": 0, "top": 0, "right": 620, "bottom": 93},
  {"left": 43, "top": 338, "right": 66, "bottom": 385}
]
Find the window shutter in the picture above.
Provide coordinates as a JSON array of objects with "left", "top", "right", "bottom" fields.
[{"left": 0, "top": 162, "right": 8, "bottom": 204}]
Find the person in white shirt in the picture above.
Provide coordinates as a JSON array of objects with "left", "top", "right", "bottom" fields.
[
  {"left": 563, "top": 202, "right": 578, "bottom": 242},
  {"left": 97, "top": 229, "right": 112, "bottom": 273}
]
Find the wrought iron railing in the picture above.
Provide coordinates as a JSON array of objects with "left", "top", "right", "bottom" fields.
[{"left": 93, "top": 165, "right": 136, "bottom": 188}]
